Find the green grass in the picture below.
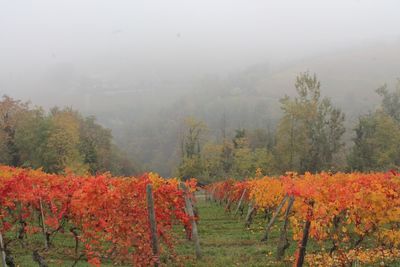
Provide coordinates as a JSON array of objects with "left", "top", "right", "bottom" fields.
[
  {"left": 173, "top": 194, "right": 293, "bottom": 267},
  {"left": 6, "top": 229, "right": 115, "bottom": 267}
]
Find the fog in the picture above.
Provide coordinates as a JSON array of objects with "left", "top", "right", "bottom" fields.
[
  {"left": 1, "top": 0, "right": 400, "bottom": 175},
  {"left": 2, "top": 1, "right": 399, "bottom": 91}
]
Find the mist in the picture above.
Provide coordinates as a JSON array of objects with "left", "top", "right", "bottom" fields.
[
  {"left": 1, "top": 0, "right": 400, "bottom": 175},
  {"left": 2, "top": 0, "right": 399, "bottom": 92}
]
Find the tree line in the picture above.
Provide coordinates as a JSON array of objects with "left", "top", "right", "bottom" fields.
[
  {"left": 2, "top": 72, "right": 399, "bottom": 179},
  {"left": 0, "top": 96, "right": 137, "bottom": 175},
  {"left": 178, "top": 72, "right": 400, "bottom": 182}
]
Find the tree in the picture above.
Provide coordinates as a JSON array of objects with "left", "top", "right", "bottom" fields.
[
  {"left": 376, "top": 79, "right": 400, "bottom": 123},
  {"left": 0, "top": 96, "right": 30, "bottom": 166},
  {"left": 177, "top": 117, "right": 207, "bottom": 179},
  {"left": 109, "top": 144, "right": 139, "bottom": 176},
  {"left": 232, "top": 128, "right": 246, "bottom": 149},
  {"left": 0, "top": 95, "right": 137, "bottom": 176},
  {"left": 199, "top": 127, "right": 276, "bottom": 181},
  {"left": 275, "top": 72, "right": 345, "bottom": 173},
  {"left": 231, "top": 129, "right": 253, "bottom": 178},
  {"left": 248, "top": 128, "right": 275, "bottom": 151},
  {"left": 252, "top": 148, "right": 275, "bottom": 176},
  {"left": 348, "top": 112, "right": 400, "bottom": 171},
  {"left": 201, "top": 142, "right": 224, "bottom": 182},
  {"left": 220, "top": 139, "right": 234, "bottom": 175},
  {"left": 348, "top": 80, "right": 400, "bottom": 171},
  {"left": 79, "top": 116, "right": 113, "bottom": 174},
  {"left": 43, "top": 108, "right": 86, "bottom": 174},
  {"left": 14, "top": 108, "right": 50, "bottom": 168},
  {"left": 0, "top": 130, "right": 8, "bottom": 164},
  {"left": 232, "top": 145, "right": 253, "bottom": 178}
]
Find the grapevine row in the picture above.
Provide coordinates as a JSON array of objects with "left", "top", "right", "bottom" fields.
[
  {"left": 206, "top": 171, "right": 400, "bottom": 266},
  {"left": 0, "top": 166, "right": 197, "bottom": 266}
]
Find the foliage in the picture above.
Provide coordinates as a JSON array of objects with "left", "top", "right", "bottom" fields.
[
  {"left": 376, "top": 79, "right": 400, "bottom": 123},
  {"left": 0, "top": 96, "right": 30, "bottom": 166},
  {"left": 182, "top": 123, "right": 276, "bottom": 183},
  {"left": 348, "top": 111, "right": 400, "bottom": 171},
  {"left": 206, "top": 171, "right": 400, "bottom": 266},
  {"left": 349, "top": 79, "right": 400, "bottom": 171},
  {"left": 0, "top": 95, "right": 137, "bottom": 176},
  {"left": 177, "top": 117, "right": 207, "bottom": 179},
  {"left": 275, "top": 72, "right": 345, "bottom": 173},
  {"left": 0, "top": 166, "right": 196, "bottom": 266}
]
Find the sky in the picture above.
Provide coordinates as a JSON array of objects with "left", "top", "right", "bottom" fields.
[{"left": 1, "top": 0, "right": 400, "bottom": 97}]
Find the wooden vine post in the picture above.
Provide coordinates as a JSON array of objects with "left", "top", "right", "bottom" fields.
[
  {"left": 181, "top": 183, "right": 202, "bottom": 259},
  {"left": 244, "top": 203, "right": 256, "bottom": 228},
  {"left": 220, "top": 191, "right": 228, "bottom": 205},
  {"left": 261, "top": 194, "right": 289, "bottom": 242},
  {"left": 276, "top": 196, "right": 295, "bottom": 260},
  {"left": 225, "top": 197, "right": 233, "bottom": 212},
  {"left": 295, "top": 200, "right": 314, "bottom": 267},
  {"left": 39, "top": 198, "right": 49, "bottom": 249},
  {"left": 0, "top": 231, "right": 7, "bottom": 267},
  {"left": 146, "top": 184, "right": 160, "bottom": 267},
  {"left": 234, "top": 189, "right": 247, "bottom": 216}
]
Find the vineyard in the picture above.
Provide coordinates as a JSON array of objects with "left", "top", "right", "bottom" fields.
[
  {"left": 0, "top": 166, "right": 198, "bottom": 266},
  {"left": 0, "top": 166, "right": 400, "bottom": 266},
  {"left": 206, "top": 171, "right": 400, "bottom": 266}
]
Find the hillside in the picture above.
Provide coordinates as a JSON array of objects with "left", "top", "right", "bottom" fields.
[{"left": 3, "top": 41, "right": 400, "bottom": 175}]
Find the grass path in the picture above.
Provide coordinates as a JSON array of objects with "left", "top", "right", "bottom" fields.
[
  {"left": 175, "top": 194, "right": 293, "bottom": 267},
  {"left": 175, "top": 195, "right": 400, "bottom": 267}
]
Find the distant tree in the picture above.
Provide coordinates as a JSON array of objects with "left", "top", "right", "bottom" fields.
[
  {"left": 231, "top": 129, "right": 253, "bottom": 178},
  {"left": 0, "top": 96, "right": 31, "bottom": 166},
  {"left": 275, "top": 72, "right": 345, "bottom": 173},
  {"left": 42, "top": 108, "right": 86, "bottom": 174},
  {"left": 199, "top": 127, "right": 276, "bottom": 181},
  {"left": 181, "top": 117, "right": 206, "bottom": 159},
  {"left": 248, "top": 128, "right": 275, "bottom": 150},
  {"left": 232, "top": 128, "right": 246, "bottom": 149},
  {"left": 220, "top": 139, "right": 234, "bottom": 175},
  {"left": 79, "top": 116, "right": 113, "bottom": 174},
  {"left": 14, "top": 108, "right": 50, "bottom": 168},
  {"left": 230, "top": 128, "right": 276, "bottom": 178},
  {"left": 376, "top": 79, "right": 400, "bottom": 122},
  {"left": 348, "top": 112, "right": 400, "bottom": 171},
  {"left": 348, "top": 80, "right": 400, "bottom": 171},
  {"left": 201, "top": 142, "right": 223, "bottom": 182},
  {"left": 252, "top": 148, "right": 275, "bottom": 176},
  {"left": 0, "top": 95, "right": 138, "bottom": 176},
  {"left": 233, "top": 147, "right": 253, "bottom": 178},
  {"left": 109, "top": 144, "right": 139, "bottom": 176},
  {"left": 177, "top": 117, "right": 207, "bottom": 179}
]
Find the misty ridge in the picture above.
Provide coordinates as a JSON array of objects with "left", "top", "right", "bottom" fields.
[{"left": 1, "top": 0, "right": 400, "bottom": 178}]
